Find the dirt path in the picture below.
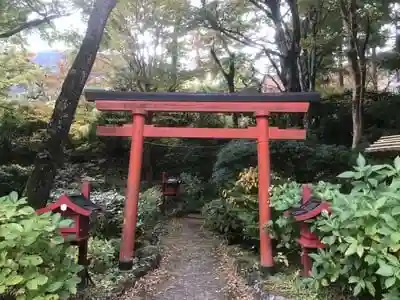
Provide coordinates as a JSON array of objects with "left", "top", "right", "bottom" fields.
[{"left": 122, "top": 217, "right": 256, "bottom": 300}]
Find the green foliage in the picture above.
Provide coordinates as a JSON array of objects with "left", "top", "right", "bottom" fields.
[
  {"left": 0, "top": 192, "right": 82, "bottom": 299},
  {"left": 0, "top": 101, "right": 48, "bottom": 164},
  {"left": 0, "top": 165, "right": 32, "bottom": 196},
  {"left": 309, "top": 92, "right": 400, "bottom": 146},
  {"left": 91, "top": 186, "right": 162, "bottom": 239},
  {"left": 0, "top": 48, "right": 43, "bottom": 97},
  {"left": 174, "top": 173, "right": 205, "bottom": 214},
  {"left": 308, "top": 155, "right": 400, "bottom": 299},
  {"left": 211, "top": 139, "right": 354, "bottom": 187},
  {"left": 136, "top": 187, "right": 163, "bottom": 232},
  {"left": 211, "top": 140, "right": 257, "bottom": 188},
  {"left": 204, "top": 167, "right": 337, "bottom": 252},
  {"left": 0, "top": 0, "right": 72, "bottom": 40},
  {"left": 88, "top": 237, "right": 119, "bottom": 274},
  {"left": 0, "top": 100, "right": 99, "bottom": 166}
]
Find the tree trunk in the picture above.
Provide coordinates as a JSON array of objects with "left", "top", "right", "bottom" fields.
[
  {"left": 338, "top": 43, "right": 344, "bottom": 88},
  {"left": 340, "top": 0, "right": 370, "bottom": 149},
  {"left": 348, "top": 47, "right": 363, "bottom": 149},
  {"left": 227, "top": 75, "right": 239, "bottom": 127},
  {"left": 371, "top": 47, "right": 378, "bottom": 91},
  {"left": 210, "top": 43, "right": 239, "bottom": 127},
  {"left": 24, "top": 0, "right": 117, "bottom": 209}
]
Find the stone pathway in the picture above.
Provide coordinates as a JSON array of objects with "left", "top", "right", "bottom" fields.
[{"left": 122, "top": 217, "right": 256, "bottom": 300}]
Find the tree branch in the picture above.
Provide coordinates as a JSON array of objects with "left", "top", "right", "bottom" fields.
[
  {"left": 210, "top": 43, "right": 229, "bottom": 78},
  {"left": 0, "top": 15, "right": 62, "bottom": 39},
  {"left": 266, "top": 74, "right": 284, "bottom": 92},
  {"left": 264, "top": 49, "right": 284, "bottom": 84},
  {"left": 360, "top": 15, "right": 371, "bottom": 57}
]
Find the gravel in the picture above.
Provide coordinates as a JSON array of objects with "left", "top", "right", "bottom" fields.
[{"left": 122, "top": 217, "right": 256, "bottom": 300}]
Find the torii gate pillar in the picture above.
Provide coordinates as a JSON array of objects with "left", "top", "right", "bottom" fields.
[
  {"left": 256, "top": 112, "right": 273, "bottom": 268},
  {"left": 119, "top": 111, "right": 145, "bottom": 269}
]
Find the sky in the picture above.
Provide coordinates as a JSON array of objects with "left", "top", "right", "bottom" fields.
[
  {"left": 26, "top": 10, "right": 273, "bottom": 77},
  {"left": 25, "top": 6, "right": 397, "bottom": 85},
  {"left": 27, "top": 12, "right": 85, "bottom": 51}
]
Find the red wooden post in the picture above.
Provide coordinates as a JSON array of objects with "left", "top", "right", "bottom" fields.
[
  {"left": 256, "top": 112, "right": 273, "bottom": 272},
  {"left": 302, "top": 184, "right": 312, "bottom": 203},
  {"left": 81, "top": 181, "right": 91, "bottom": 199},
  {"left": 119, "top": 111, "right": 145, "bottom": 270},
  {"left": 162, "top": 171, "right": 168, "bottom": 183}
]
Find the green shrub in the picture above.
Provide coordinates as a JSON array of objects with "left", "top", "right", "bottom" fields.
[
  {"left": 270, "top": 141, "right": 355, "bottom": 182},
  {"left": 308, "top": 91, "right": 400, "bottom": 146},
  {"left": 308, "top": 155, "right": 400, "bottom": 299},
  {"left": 136, "top": 186, "right": 163, "bottom": 232},
  {"left": 211, "top": 140, "right": 257, "bottom": 189},
  {"left": 202, "top": 198, "right": 245, "bottom": 243},
  {"left": 211, "top": 140, "right": 355, "bottom": 188},
  {"left": 88, "top": 237, "right": 118, "bottom": 274},
  {"left": 203, "top": 167, "right": 339, "bottom": 255},
  {"left": 91, "top": 186, "right": 162, "bottom": 239},
  {"left": 0, "top": 192, "right": 82, "bottom": 300},
  {"left": 165, "top": 173, "right": 205, "bottom": 215},
  {"left": 0, "top": 165, "right": 32, "bottom": 196}
]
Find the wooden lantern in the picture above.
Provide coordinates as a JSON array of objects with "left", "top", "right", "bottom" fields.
[
  {"left": 161, "top": 172, "right": 182, "bottom": 197},
  {"left": 36, "top": 181, "right": 100, "bottom": 287},
  {"left": 286, "top": 184, "right": 331, "bottom": 276},
  {"left": 36, "top": 181, "right": 100, "bottom": 242}
]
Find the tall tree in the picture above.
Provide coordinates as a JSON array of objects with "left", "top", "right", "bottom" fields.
[
  {"left": 105, "top": 0, "right": 193, "bottom": 92},
  {"left": 339, "top": 0, "right": 389, "bottom": 148},
  {"left": 102, "top": 0, "right": 195, "bottom": 181},
  {"left": 199, "top": 0, "right": 340, "bottom": 93},
  {"left": 25, "top": 0, "right": 117, "bottom": 208}
]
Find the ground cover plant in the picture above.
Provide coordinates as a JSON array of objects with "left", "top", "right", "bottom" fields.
[
  {"left": 0, "top": 192, "right": 82, "bottom": 300},
  {"left": 308, "top": 155, "right": 400, "bottom": 300}
]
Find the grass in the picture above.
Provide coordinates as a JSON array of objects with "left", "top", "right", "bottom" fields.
[
  {"left": 262, "top": 270, "right": 349, "bottom": 300},
  {"left": 218, "top": 243, "right": 350, "bottom": 300}
]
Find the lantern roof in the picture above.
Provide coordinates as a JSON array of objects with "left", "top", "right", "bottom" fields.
[
  {"left": 68, "top": 194, "right": 101, "bottom": 212},
  {"left": 36, "top": 193, "right": 101, "bottom": 216}
]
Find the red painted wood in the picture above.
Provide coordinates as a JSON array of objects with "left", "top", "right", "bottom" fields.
[
  {"left": 297, "top": 237, "right": 326, "bottom": 249},
  {"left": 119, "top": 112, "right": 145, "bottom": 265},
  {"left": 81, "top": 181, "right": 91, "bottom": 199},
  {"left": 301, "top": 248, "right": 312, "bottom": 276},
  {"left": 293, "top": 202, "right": 330, "bottom": 222},
  {"left": 94, "top": 100, "right": 309, "bottom": 113},
  {"left": 302, "top": 184, "right": 313, "bottom": 203},
  {"left": 256, "top": 114, "right": 273, "bottom": 268},
  {"left": 162, "top": 172, "right": 168, "bottom": 183},
  {"left": 36, "top": 194, "right": 91, "bottom": 216},
  {"left": 96, "top": 125, "right": 306, "bottom": 140}
]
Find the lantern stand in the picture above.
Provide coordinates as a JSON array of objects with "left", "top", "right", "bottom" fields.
[
  {"left": 36, "top": 181, "right": 101, "bottom": 287},
  {"left": 160, "top": 172, "right": 183, "bottom": 214},
  {"left": 285, "top": 185, "right": 330, "bottom": 276}
]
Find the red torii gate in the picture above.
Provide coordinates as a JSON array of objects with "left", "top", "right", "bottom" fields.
[{"left": 84, "top": 90, "right": 320, "bottom": 274}]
